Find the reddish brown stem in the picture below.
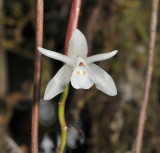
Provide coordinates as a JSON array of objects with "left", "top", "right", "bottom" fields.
[
  {"left": 31, "top": 0, "right": 43, "bottom": 153},
  {"left": 65, "top": 0, "right": 81, "bottom": 55},
  {"left": 134, "top": 0, "right": 159, "bottom": 153}
]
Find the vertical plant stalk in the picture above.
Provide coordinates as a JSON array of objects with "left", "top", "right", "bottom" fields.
[
  {"left": 58, "top": 85, "right": 69, "bottom": 153},
  {"left": 134, "top": 0, "right": 159, "bottom": 153},
  {"left": 32, "top": 0, "right": 43, "bottom": 153},
  {"left": 58, "top": 0, "right": 81, "bottom": 153},
  {"left": 64, "top": 0, "right": 81, "bottom": 55}
]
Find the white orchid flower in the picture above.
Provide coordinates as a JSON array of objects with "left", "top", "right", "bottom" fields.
[{"left": 38, "top": 29, "right": 118, "bottom": 100}]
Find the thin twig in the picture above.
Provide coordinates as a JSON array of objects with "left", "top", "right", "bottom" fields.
[
  {"left": 58, "top": 0, "right": 81, "bottom": 153},
  {"left": 31, "top": 0, "right": 43, "bottom": 153},
  {"left": 0, "top": 127, "right": 24, "bottom": 153},
  {"left": 134, "top": 0, "right": 159, "bottom": 153}
]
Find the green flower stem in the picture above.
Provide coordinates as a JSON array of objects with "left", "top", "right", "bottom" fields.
[
  {"left": 58, "top": 0, "right": 81, "bottom": 152},
  {"left": 58, "top": 84, "right": 69, "bottom": 153}
]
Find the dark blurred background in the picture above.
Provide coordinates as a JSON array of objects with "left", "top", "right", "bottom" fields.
[{"left": 0, "top": 0, "right": 160, "bottom": 153}]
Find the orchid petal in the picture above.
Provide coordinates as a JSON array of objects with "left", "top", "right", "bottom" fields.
[
  {"left": 38, "top": 47, "right": 73, "bottom": 65},
  {"left": 86, "top": 50, "right": 118, "bottom": 64},
  {"left": 44, "top": 65, "right": 73, "bottom": 100},
  {"left": 68, "top": 29, "right": 88, "bottom": 58},
  {"left": 89, "top": 63, "right": 117, "bottom": 96},
  {"left": 71, "top": 66, "right": 94, "bottom": 89}
]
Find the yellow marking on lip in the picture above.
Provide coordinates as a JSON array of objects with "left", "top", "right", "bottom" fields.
[
  {"left": 77, "top": 71, "right": 80, "bottom": 75},
  {"left": 83, "top": 71, "right": 86, "bottom": 75}
]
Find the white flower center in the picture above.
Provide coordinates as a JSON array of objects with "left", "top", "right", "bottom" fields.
[{"left": 71, "top": 66, "right": 94, "bottom": 89}]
